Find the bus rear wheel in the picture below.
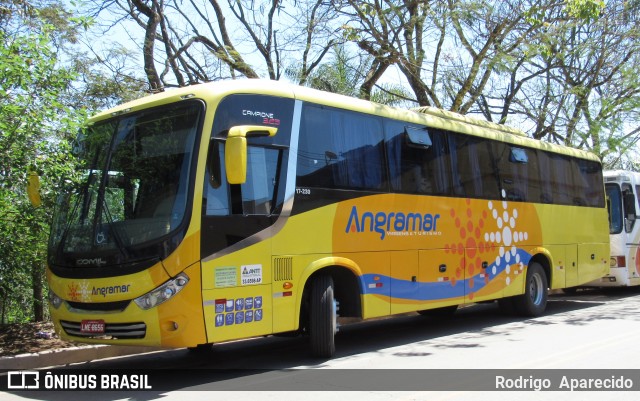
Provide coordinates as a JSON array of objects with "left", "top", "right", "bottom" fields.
[
  {"left": 513, "top": 262, "right": 548, "bottom": 317},
  {"left": 309, "top": 274, "right": 337, "bottom": 358}
]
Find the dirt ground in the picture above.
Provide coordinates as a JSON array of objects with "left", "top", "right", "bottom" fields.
[{"left": 0, "top": 322, "right": 78, "bottom": 357}]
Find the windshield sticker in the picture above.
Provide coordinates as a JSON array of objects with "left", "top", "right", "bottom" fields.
[
  {"left": 214, "top": 296, "right": 263, "bottom": 327},
  {"left": 214, "top": 266, "right": 237, "bottom": 288},
  {"left": 241, "top": 264, "right": 262, "bottom": 286}
]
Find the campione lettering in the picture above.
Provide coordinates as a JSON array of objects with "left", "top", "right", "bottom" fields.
[{"left": 242, "top": 110, "right": 274, "bottom": 119}]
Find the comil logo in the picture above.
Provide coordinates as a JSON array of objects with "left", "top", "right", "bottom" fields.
[
  {"left": 345, "top": 206, "right": 441, "bottom": 240},
  {"left": 76, "top": 257, "right": 107, "bottom": 266}
]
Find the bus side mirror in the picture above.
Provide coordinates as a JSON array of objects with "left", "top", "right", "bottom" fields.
[
  {"left": 225, "top": 125, "right": 277, "bottom": 184},
  {"left": 27, "top": 170, "right": 42, "bottom": 207}
]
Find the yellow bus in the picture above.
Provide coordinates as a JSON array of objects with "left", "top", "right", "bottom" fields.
[{"left": 46, "top": 80, "right": 609, "bottom": 357}]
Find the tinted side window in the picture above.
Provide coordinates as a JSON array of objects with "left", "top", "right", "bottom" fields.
[
  {"left": 538, "top": 151, "right": 575, "bottom": 205},
  {"left": 204, "top": 94, "right": 294, "bottom": 216},
  {"left": 574, "top": 159, "right": 605, "bottom": 207},
  {"left": 514, "top": 147, "right": 545, "bottom": 204},
  {"left": 204, "top": 142, "right": 283, "bottom": 216},
  {"left": 622, "top": 184, "right": 636, "bottom": 233},
  {"left": 451, "top": 134, "right": 500, "bottom": 199},
  {"left": 385, "top": 121, "right": 455, "bottom": 196},
  {"left": 297, "top": 105, "right": 387, "bottom": 191},
  {"left": 607, "top": 184, "right": 623, "bottom": 234},
  {"left": 493, "top": 143, "right": 535, "bottom": 202}
]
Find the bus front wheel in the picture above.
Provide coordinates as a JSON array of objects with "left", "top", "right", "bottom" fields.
[
  {"left": 513, "top": 262, "right": 548, "bottom": 317},
  {"left": 309, "top": 274, "right": 337, "bottom": 358}
]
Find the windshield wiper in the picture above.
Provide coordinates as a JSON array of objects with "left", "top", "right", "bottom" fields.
[{"left": 97, "top": 187, "right": 130, "bottom": 259}]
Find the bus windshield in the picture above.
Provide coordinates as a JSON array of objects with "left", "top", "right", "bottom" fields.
[{"left": 49, "top": 102, "right": 202, "bottom": 269}]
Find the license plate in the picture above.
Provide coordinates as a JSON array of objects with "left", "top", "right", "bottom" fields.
[{"left": 80, "top": 320, "right": 105, "bottom": 334}]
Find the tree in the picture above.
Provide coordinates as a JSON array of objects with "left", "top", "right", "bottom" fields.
[
  {"left": 336, "top": 0, "right": 639, "bottom": 167},
  {"left": 0, "top": 0, "right": 84, "bottom": 322},
  {"left": 293, "top": 43, "right": 413, "bottom": 107},
  {"left": 475, "top": 1, "right": 640, "bottom": 166},
  {"left": 90, "top": 0, "right": 339, "bottom": 89},
  {"left": 59, "top": 0, "right": 640, "bottom": 175},
  {"left": 67, "top": 45, "right": 148, "bottom": 111},
  {"left": 336, "top": 0, "right": 556, "bottom": 112},
  {"left": 544, "top": 2, "right": 640, "bottom": 167}
]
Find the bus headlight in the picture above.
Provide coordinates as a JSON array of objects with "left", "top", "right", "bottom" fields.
[
  {"left": 134, "top": 273, "right": 189, "bottom": 310},
  {"left": 48, "top": 290, "right": 63, "bottom": 309}
]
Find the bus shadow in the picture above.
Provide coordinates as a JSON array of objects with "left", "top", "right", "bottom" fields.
[{"left": 7, "top": 291, "right": 639, "bottom": 398}]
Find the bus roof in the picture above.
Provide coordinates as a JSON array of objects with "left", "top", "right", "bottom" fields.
[
  {"left": 91, "top": 79, "right": 600, "bottom": 163},
  {"left": 604, "top": 170, "right": 640, "bottom": 182}
]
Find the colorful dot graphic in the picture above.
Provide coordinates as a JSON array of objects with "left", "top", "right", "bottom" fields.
[
  {"left": 445, "top": 195, "right": 529, "bottom": 299},
  {"left": 486, "top": 197, "right": 526, "bottom": 286}
]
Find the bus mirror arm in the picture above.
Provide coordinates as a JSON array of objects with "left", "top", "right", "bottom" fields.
[{"left": 225, "top": 125, "right": 278, "bottom": 185}]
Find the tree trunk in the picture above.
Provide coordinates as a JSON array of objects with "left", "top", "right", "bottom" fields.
[{"left": 32, "top": 261, "right": 44, "bottom": 322}]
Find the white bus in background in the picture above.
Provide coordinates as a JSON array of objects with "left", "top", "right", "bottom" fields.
[{"left": 590, "top": 170, "right": 640, "bottom": 287}]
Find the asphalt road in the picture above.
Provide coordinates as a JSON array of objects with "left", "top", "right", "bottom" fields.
[{"left": 3, "top": 288, "right": 640, "bottom": 401}]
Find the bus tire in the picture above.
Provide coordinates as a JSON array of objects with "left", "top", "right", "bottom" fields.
[
  {"left": 309, "top": 274, "right": 336, "bottom": 358},
  {"left": 513, "top": 262, "right": 548, "bottom": 317}
]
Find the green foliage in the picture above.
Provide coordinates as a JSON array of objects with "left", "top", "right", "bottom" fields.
[
  {"left": 0, "top": 1, "right": 84, "bottom": 323},
  {"left": 297, "top": 44, "right": 413, "bottom": 106},
  {"left": 369, "top": 83, "right": 415, "bottom": 108},
  {"left": 68, "top": 46, "right": 148, "bottom": 113},
  {"left": 0, "top": 0, "right": 147, "bottom": 323},
  {"left": 564, "top": 0, "right": 605, "bottom": 22}
]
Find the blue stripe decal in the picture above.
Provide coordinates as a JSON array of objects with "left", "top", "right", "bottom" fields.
[{"left": 361, "top": 248, "right": 532, "bottom": 301}]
